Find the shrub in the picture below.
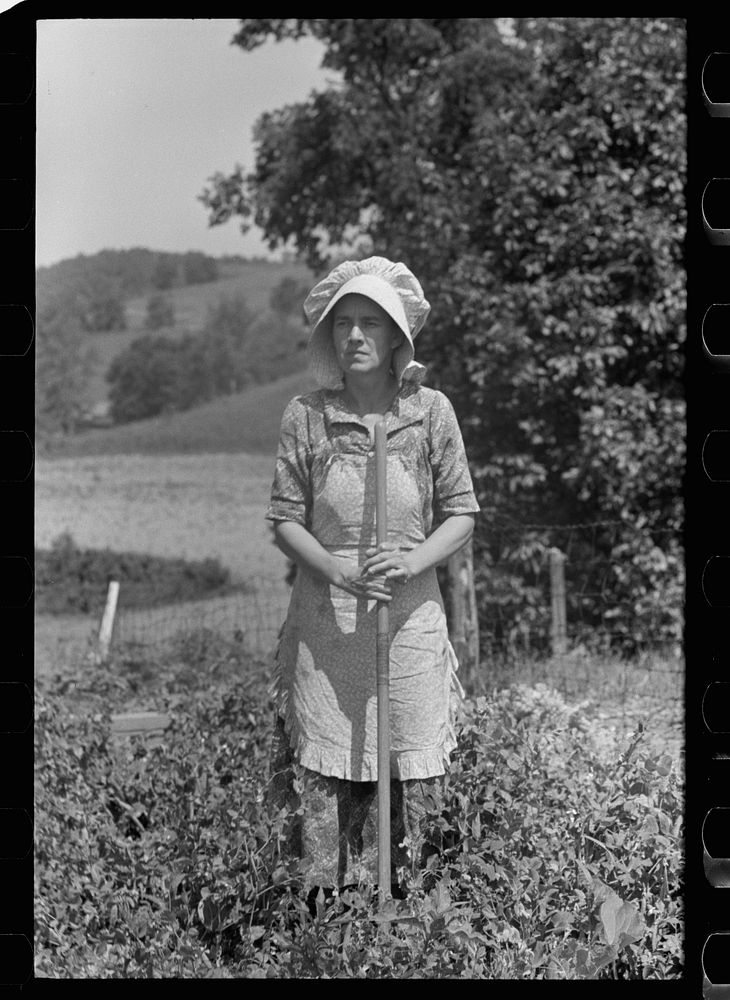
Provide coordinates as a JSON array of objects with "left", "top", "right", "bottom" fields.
[
  {"left": 145, "top": 293, "right": 175, "bottom": 330},
  {"left": 269, "top": 276, "right": 309, "bottom": 319},
  {"left": 106, "top": 333, "right": 189, "bottom": 423},
  {"left": 35, "top": 533, "right": 240, "bottom": 615},
  {"left": 182, "top": 251, "right": 219, "bottom": 285}
]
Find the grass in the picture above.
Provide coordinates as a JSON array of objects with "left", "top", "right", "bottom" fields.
[
  {"left": 35, "top": 451, "right": 288, "bottom": 580},
  {"left": 40, "top": 369, "right": 318, "bottom": 458}
]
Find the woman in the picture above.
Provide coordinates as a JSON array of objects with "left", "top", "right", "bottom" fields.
[{"left": 265, "top": 256, "right": 479, "bottom": 895}]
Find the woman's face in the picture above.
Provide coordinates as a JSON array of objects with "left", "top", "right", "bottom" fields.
[{"left": 331, "top": 294, "right": 404, "bottom": 378}]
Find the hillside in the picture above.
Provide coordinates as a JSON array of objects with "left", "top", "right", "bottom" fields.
[
  {"left": 41, "top": 369, "right": 319, "bottom": 458},
  {"left": 93, "top": 260, "right": 313, "bottom": 410},
  {"left": 123, "top": 257, "right": 312, "bottom": 332},
  {"left": 38, "top": 251, "right": 314, "bottom": 410}
]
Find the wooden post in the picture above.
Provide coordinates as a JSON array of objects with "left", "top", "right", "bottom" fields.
[
  {"left": 98, "top": 580, "right": 120, "bottom": 660},
  {"left": 549, "top": 548, "right": 567, "bottom": 657},
  {"left": 447, "top": 540, "right": 480, "bottom": 691}
]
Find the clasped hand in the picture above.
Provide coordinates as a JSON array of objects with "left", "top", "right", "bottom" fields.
[{"left": 334, "top": 543, "right": 415, "bottom": 602}]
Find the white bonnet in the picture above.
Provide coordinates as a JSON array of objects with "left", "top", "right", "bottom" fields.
[{"left": 303, "top": 256, "right": 430, "bottom": 389}]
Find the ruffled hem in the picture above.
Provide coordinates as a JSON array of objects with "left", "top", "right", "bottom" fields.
[
  {"left": 283, "top": 730, "right": 457, "bottom": 782},
  {"left": 270, "top": 626, "right": 465, "bottom": 783}
]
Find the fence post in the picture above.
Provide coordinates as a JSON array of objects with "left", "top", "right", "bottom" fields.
[
  {"left": 447, "top": 539, "right": 480, "bottom": 690},
  {"left": 98, "top": 580, "right": 120, "bottom": 660},
  {"left": 549, "top": 548, "right": 567, "bottom": 657}
]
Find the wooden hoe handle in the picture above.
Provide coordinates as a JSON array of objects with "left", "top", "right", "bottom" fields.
[{"left": 374, "top": 418, "right": 391, "bottom": 900}]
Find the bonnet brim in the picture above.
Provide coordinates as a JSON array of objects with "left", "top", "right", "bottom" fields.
[{"left": 303, "top": 256, "right": 430, "bottom": 389}]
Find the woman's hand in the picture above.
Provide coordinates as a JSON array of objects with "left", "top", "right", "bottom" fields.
[
  {"left": 273, "top": 523, "right": 393, "bottom": 601},
  {"left": 330, "top": 558, "right": 394, "bottom": 602},
  {"left": 361, "top": 543, "right": 416, "bottom": 586}
]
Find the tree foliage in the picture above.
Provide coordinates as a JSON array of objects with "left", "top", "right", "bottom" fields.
[
  {"left": 200, "top": 17, "right": 686, "bottom": 648},
  {"left": 36, "top": 292, "right": 96, "bottom": 436},
  {"left": 182, "top": 250, "right": 219, "bottom": 285},
  {"left": 106, "top": 294, "right": 307, "bottom": 425},
  {"left": 35, "top": 532, "right": 236, "bottom": 615},
  {"left": 36, "top": 249, "right": 221, "bottom": 328},
  {"left": 269, "top": 275, "right": 309, "bottom": 319},
  {"left": 145, "top": 292, "right": 176, "bottom": 330},
  {"left": 106, "top": 333, "right": 190, "bottom": 423}
]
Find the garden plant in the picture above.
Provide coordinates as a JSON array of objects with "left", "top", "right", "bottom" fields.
[{"left": 35, "top": 629, "right": 683, "bottom": 979}]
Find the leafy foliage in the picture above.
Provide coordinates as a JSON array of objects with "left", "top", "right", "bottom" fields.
[
  {"left": 36, "top": 294, "right": 97, "bottom": 436},
  {"left": 145, "top": 293, "right": 175, "bottom": 330},
  {"left": 269, "top": 275, "right": 310, "bottom": 319},
  {"left": 35, "top": 633, "right": 682, "bottom": 978},
  {"left": 471, "top": 518, "right": 683, "bottom": 658},
  {"left": 106, "top": 333, "right": 195, "bottom": 423},
  {"left": 106, "top": 294, "right": 306, "bottom": 424},
  {"left": 152, "top": 254, "right": 180, "bottom": 291},
  {"left": 181, "top": 251, "right": 219, "bottom": 286},
  {"left": 200, "top": 18, "right": 685, "bottom": 650},
  {"left": 35, "top": 533, "right": 240, "bottom": 615},
  {"left": 36, "top": 249, "right": 221, "bottom": 319}
]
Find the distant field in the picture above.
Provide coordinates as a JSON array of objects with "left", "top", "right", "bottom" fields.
[
  {"left": 81, "top": 259, "right": 313, "bottom": 408},
  {"left": 34, "top": 445, "right": 296, "bottom": 675},
  {"left": 34, "top": 447, "right": 295, "bottom": 674},
  {"left": 35, "top": 451, "right": 287, "bottom": 585},
  {"left": 42, "top": 369, "right": 318, "bottom": 458}
]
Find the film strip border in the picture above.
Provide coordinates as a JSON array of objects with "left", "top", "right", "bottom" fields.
[
  {"left": 694, "top": 21, "right": 730, "bottom": 1000},
  {"left": 0, "top": 14, "right": 724, "bottom": 988},
  {"left": 0, "top": 7, "right": 34, "bottom": 988}
]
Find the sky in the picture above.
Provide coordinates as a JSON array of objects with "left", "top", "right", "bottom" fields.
[{"left": 36, "top": 19, "right": 331, "bottom": 268}]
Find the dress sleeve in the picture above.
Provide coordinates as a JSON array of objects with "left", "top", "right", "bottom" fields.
[
  {"left": 429, "top": 391, "right": 481, "bottom": 525},
  {"left": 265, "top": 396, "right": 312, "bottom": 527}
]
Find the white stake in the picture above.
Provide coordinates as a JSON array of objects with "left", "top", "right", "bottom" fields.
[{"left": 98, "top": 581, "right": 120, "bottom": 659}]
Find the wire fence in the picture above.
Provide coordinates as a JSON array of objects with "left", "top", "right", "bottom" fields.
[
  {"left": 471, "top": 517, "right": 683, "bottom": 662},
  {"left": 103, "top": 567, "right": 683, "bottom": 752},
  {"left": 92, "top": 518, "right": 681, "bottom": 664},
  {"left": 42, "top": 518, "right": 682, "bottom": 742},
  {"left": 112, "top": 582, "right": 290, "bottom": 658}
]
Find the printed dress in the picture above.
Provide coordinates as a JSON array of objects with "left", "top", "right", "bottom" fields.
[{"left": 265, "top": 381, "right": 480, "bottom": 888}]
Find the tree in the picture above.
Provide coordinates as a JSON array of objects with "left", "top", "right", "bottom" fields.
[
  {"left": 145, "top": 292, "right": 175, "bottom": 330},
  {"left": 153, "top": 254, "right": 179, "bottom": 290},
  {"left": 269, "top": 275, "right": 308, "bottom": 320},
  {"left": 201, "top": 18, "right": 685, "bottom": 649},
  {"left": 105, "top": 293, "right": 299, "bottom": 424},
  {"left": 182, "top": 251, "right": 219, "bottom": 285},
  {"left": 36, "top": 294, "right": 96, "bottom": 435},
  {"left": 106, "top": 334, "right": 188, "bottom": 422},
  {"left": 83, "top": 289, "right": 127, "bottom": 332},
  {"left": 244, "top": 312, "right": 308, "bottom": 383},
  {"left": 201, "top": 293, "right": 257, "bottom": 394}
]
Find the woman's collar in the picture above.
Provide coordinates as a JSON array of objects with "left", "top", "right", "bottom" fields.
[{"left": 323, "top": 381, "right": 423, "bottom": 431}]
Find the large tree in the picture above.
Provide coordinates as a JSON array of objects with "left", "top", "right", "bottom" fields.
[{"left": 201, "top": 18, "right": 685, "bottom": 649}]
